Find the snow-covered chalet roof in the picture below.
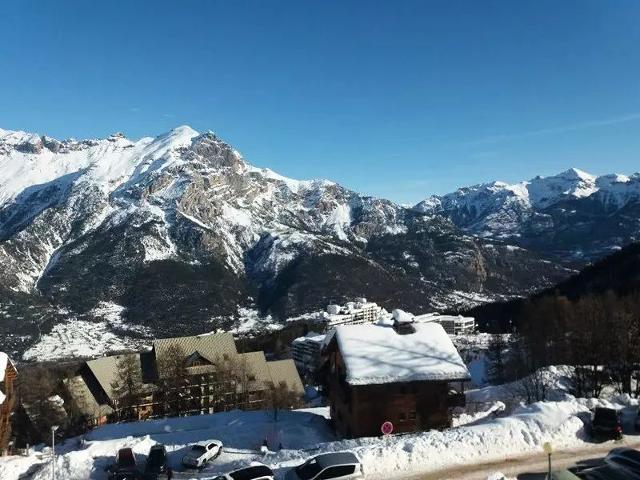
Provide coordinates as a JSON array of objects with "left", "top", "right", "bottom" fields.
[{"left": 334, "top": 322, "right": 470, "bottom": 385}]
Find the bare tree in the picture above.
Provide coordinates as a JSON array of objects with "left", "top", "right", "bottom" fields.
[{"left": 266, "top": 381, "right": 303, "bottom": 420}]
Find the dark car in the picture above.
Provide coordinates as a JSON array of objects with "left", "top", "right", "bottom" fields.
[
  {"left": 577, "top": 463, "right": 640, "bottom": 480},
  {"left": 145, "top": 444, "right": 168, "bottom": 475},
  {"left": 108, "top": 448, "right": 141, "bottom": 480},
  {"left": 214, "top": 464, "right": 275, "bottom": 480},
  {"left": 604, "top": 448, "right": 640, "bottom": 474},
  {"left": 590, "top": 407, "right": 623, "bottom": 440}
]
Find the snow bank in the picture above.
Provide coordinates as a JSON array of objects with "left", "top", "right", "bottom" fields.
[{"left": 0, "top": 399, "right": 595, "bottom": 480}]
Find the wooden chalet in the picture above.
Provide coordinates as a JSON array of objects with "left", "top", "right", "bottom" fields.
[{"left": 324, "top": 319, "right": 470, "bottom": 438}]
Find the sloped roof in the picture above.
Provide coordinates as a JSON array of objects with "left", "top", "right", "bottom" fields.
[
  {"left": 239, "top": 351, "right": 271, "bottom": 384},
  {"left": 334, "top": 322, "right": 471, "bottom": 385},
  {"left": 267, "top": 359, "right": 304, "bottom": 394},
  {"left": 86, "top": 353, "right": 155, "bottom": 402},
  {"left": 153, "top": 332, "right": 238, "bottom": 364},
  {"left": 63, "top": 375, "right": 114, "bottom": 418}
]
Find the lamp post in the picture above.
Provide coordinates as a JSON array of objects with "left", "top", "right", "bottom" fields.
[
  {"left": 543, "top": 442, "right": 553, "bottom": 480},
  {"left": 51, "top": 425, "right": 59, "bottom": 480}
]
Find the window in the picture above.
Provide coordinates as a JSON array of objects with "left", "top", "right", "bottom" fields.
[
  {"left": 318, "top": 465, "right": 357, "bottom": 479},
  {"left": 399, "top": 412, "right": 406, "bottom": 422},
  {"left": 409, "top": 411, "right": 416, "bottom": 420}
]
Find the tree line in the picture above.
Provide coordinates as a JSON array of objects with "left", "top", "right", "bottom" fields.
[{"left": 486, "top": 289, "right": 640, "bottom": 400}]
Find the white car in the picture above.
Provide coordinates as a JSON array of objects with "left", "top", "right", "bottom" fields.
[
  {"left": 214, "top": 464, "right": 275, "bottom": 480},
  {"left": 182, "top": 440, "right": 223, "bottom": 468}
]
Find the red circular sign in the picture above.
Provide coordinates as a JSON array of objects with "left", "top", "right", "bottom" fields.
[{"left": 381, "top": 421, "right": 394, "bottom": 435}]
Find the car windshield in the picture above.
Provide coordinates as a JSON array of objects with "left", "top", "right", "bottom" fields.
[
  {"left": 148, "top": 448, "right": 165, "bottom": 463},
  {"left": 117, "top": 450, "right": 135, "bottom": 467},
  {"left": 611, "top": 450, "right": 640, "bottom": 464},
  {"left": 594, "top": 409, "right": 618, "bottom": 424},
  {"left": 296, "top": 459, "right": 323, "bottom": 480},
  {"left": 191, "top": 445, "right": 207, "bottom": 454},
  {"left": 230, "top": 466, "right": 273, "bottom": 480}
]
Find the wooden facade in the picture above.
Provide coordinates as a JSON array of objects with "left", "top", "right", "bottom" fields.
[
  {"left": 0, "top": 358, "right": 18, "bottom": 453},
  {"left": 327, "top": 343, "right": 465, "bottom": 438}
]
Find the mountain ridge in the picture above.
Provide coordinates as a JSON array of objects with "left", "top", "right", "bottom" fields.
[
  {"left": 415, "top": 167, "right": 640, "bottom": 260},
  {"left": 0, "top": 125, "right": 599, "bottom": 359}
]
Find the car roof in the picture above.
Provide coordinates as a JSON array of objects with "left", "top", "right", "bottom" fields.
[
  {"left": 314, "top": 452, "right": 360, "bottom": 468},
  {"left": 230, "top": 465, "right": 274, "bottom": 480}
]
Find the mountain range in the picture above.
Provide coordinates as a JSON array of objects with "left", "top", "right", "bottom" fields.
[
  {"left": 0, "top": 125, "right": 636, "bottom": 359},
  {"left": 417, "top": 167, "right": 640, "bottom": 260}
]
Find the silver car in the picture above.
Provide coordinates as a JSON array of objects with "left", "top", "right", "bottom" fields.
[{"left": 285, "top": 452, "right": 364, "bottom": 480}]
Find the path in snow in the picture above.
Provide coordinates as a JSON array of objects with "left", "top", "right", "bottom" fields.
[{"left": 403, "top": 437, "right": 640, "bottom": 480}]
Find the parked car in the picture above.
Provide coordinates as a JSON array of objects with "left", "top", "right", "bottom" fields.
[
  {"left": 182, "top": 440, "right": 223, "bottom": 468},
  {"left": 547, "top": 471, "right": 581, "bottom": 480},
  {"left": 214, "top": 464, "right": 275, "bottom": 480},
  {"left": 108, "top": 447, "right": 141, "bottom": 480},
  {"left": 576, "top": 463, "right": 640, "bottom": 480},
  {"left": 590, "top": 407, "right": 623, "bottom": 440},
  {"left": 285, "top": 452, "right": 363, "bottom": 480},
  {"left": 604, "top": 447, "right": 640, "bottom": 474},
  {"left": 144, "top": 444, "right": 168, "bottom": 475}
]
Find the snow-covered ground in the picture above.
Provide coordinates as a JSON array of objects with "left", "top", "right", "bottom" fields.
[
  {"left": 3, "top": 365, "right": 639, "bottom": 480},
  {"left": 22, "top": 303, "right": 152, "bottom": 361}
]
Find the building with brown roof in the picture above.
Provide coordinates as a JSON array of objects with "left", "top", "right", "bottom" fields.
[{"left": 66, "top": 332, "right": 304, "bottom": 423}]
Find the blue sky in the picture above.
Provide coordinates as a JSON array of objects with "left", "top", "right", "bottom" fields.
[{"left": 1, "top": 1, "right": 640, "bottom": 203}]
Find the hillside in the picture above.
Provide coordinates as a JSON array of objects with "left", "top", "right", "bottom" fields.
[{"left": 467, "top": 241, "right": 640, "bottom": 331}]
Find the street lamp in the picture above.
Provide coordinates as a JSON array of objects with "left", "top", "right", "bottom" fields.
[
  {"left": 543, "top": 442, "right": 553, "bottom": 480},
  {"left": 51, "top": 425, "right": 59, "bottom": 480}
]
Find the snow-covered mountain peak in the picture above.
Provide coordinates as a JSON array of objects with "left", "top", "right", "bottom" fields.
[{"left": 527, "top": 168, "right": 597, "bottom": 207}]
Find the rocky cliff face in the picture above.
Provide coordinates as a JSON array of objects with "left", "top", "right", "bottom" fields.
[{"left": 0, "top": 126, "right": 572, "bottom": 358}]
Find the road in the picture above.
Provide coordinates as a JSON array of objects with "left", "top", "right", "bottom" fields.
[{"left": 401, "top": 437, "right": 640, "bottom": 480}]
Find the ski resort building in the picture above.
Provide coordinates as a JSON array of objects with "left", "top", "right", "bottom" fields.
[
  {"left": 291, "top": 332, "right": 326, "bottom": 377},
  {"left": 66, "top": 333, "right": 304, "bottom": 423},
  {"left": 414, "top": 313, "right": 476, "bottom": 335},
  {"left": 0, "top": 353, "right": 18, "bottom": 454},
  {"left": 324, "top": 320, "right": 470, "bottom": 438},
  {"left": 323, "top": 298, "right": 382, "bottom": 327}
]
